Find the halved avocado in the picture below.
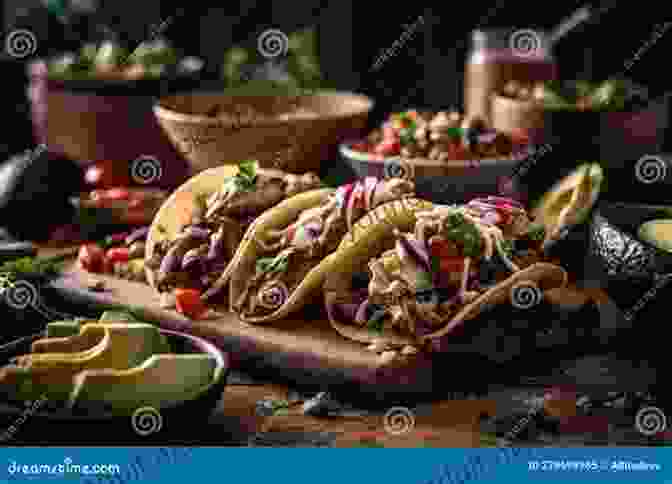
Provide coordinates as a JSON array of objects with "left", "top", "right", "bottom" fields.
[
  {"left": 638, "top": 219, "right": 672, "bottom": 253},
  {"left": 532, "top": 163, "right": 604, "bottom": 246}
]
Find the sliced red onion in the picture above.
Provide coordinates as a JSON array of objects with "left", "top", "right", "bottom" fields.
[
  {"left": 483, "top": 196, "right": 523, "bottom": 209},
  {"left": 183, "top": 226, "right": 211, "bottom": 239},
  {"left": 363, "top": 177, "right": 379, "bottom": 210},
  {"left": 125, "top": 226, "right": 150, "bottom": 245},
  {"left": 182, "top": 248, "right": 205, "bottom": 271},
  {"left": 476, "top": 130, "right": 498, "bottom": 145},
  {"left": 397, "top": 235, "right": 431, "bottom": 273},
  {"left": 354, "top": 299, "right": 370, "bottom": 324},
  {"left": 158, "top": 245, "right": 183, "bottom": 276},
  {"left": 335, "top": 182, "right": 356, "bottom": 211},
  {"left": 207, "top": 229, "right": 224, "bottom": 260},
  {"left": 481, "top": 211, "right": 502, "bottom": 225}
]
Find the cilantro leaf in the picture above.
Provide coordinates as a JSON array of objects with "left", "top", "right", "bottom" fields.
[
  {"left": 445, "top": 127, "right": 465, "bottom": 139},
  {"left": 367, "top": 310, "right": 386, "bottom": 334},
  {"left": 500, "top": 239, "right": 515, "bottom": 258},
  {"left": 256, "top": 255, "right": 289, "bottom": 274},
  {"left": 238, "top": 159, "right": 258, "bottom": 181},
  {"left": 527, "top": 223, "right": 546, "bottom": 242}
]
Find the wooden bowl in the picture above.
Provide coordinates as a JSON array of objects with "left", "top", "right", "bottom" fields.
[
  {"left": 153, "top": 90, "right": 373, "bottom": 175},
  {"left": 0, "top": 328, "right": 230, "bottom": 444}
]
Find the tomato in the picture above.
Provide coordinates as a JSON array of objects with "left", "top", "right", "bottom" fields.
[
  {"left": 429, "top": 238, "right": 458, "bottom": 258},
  {"left": 84, "top": 161, "right": 131, "bottom": 189},
  {"left": 105, "top": 247, "right": 130, "bottom": 264},
  {"left": 439, "top": 257, "right": 465, "bottom": 274},
  {"left": 102, "top": 255, "right": 115, "bottom": 274},
  {"left": 374, "top": 139, "right": 400, "bottom": 156},
  {"left": 77, "top": 243, "right": 105, "bottom": 273},
  {"left": 382, "top": 124, "right": 398, "bottom": 139},
  {"left": 350, "top": 142, "right": 370, "bottom": 153},
  {"left": 174, "top": 288, "right": 208, "bottom": 319},
  {"left": 103, "top": 188, "right": 131, "bottom": 200}
]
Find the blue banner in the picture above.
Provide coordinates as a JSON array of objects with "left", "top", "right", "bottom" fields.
[{"left": 0, "top": 447, "right": 669, "bottom": 483}]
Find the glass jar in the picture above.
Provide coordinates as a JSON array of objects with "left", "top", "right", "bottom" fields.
[{"left": 464, "top": 28, "right": 557, "bottom": 122}]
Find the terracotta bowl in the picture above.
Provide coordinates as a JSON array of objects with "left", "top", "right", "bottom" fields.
[
  {"left": 27, "top": 60, "right": 203, "bottom": 189},
  {"left": 0, "top": 329, "right": 229, "bottom": 444},
  {"left": 153, "top": 90, "right": 373, "bottom": 175}
]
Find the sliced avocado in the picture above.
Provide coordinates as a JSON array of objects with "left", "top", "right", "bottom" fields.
[
  {"left": 7, "top": 324, "right": 171, "bottom": 402},
  {"left": 639, "top": 219, "right": 672, "bottom": 253},
  {"left": 99, "top": 311, "right": 138, "bottom": 323},
  {"left": 46, "top": 321, "right": 85, "bottom": 338},
  {"left": 69, "top": 354, "right": 217, "bottom": 414},
  {"left": 533, "top": 163, "right": 603, "bottom": 239}
]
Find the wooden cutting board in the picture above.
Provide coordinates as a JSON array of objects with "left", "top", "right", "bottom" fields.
[
  {"left": 48, "top": 254, "right": 613, "bottom": 404},
  {"left": 51, "top": 259, "right": 435, "bottom": 403}
]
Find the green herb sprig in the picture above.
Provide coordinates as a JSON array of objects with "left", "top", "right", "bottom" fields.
[
  {"left": 367, "top": 309, "right": 386, "bottom": 334},
  {"left": 230, "top": 160, "right": 259, "bottom": 192},
  {"left": 443, "top": 212, "right": 483, "bottom": 258},
  {"left": 256, "top": 254, "right": 289, "bottom": 274},
  {"left": 0, "top": 252, "right": 73, "bottom": 280}
]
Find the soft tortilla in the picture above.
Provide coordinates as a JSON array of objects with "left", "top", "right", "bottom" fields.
[{"left": 324, "top": 207, "right": 568, "bottom": 346}]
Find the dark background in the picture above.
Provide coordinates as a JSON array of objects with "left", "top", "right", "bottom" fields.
[{"left": 0, "top": 0, "right": 670, "bottom": 160}]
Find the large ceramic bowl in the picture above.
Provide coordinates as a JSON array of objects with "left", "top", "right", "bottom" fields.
[
  {"left": 0, "top": 328, "right": 229, "bottom": 444},
  {"left": 154, "top": 90, "right": 373, "bottom": 175},
  {"left": 492, "top": 94, "right": 670, "bottom": 204},
  {"left": 338, "top": 141, "right": 525, "bottom": 204},
  {"left": 588, "top": 202, "right": 672, "bottom": 311},
  {"left": 27, "top": 60, "right": 204, "bottom": 189}
]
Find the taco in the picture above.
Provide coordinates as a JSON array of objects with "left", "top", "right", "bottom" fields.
[
  {"left": 221, "top": 177, "right": 417, "bottom": 323},
  {"left": 144, "top": 160, "right": 321, "bottom": 310},
  {"left": 323, "top": 196, "right": 568, "bottom": 353}
]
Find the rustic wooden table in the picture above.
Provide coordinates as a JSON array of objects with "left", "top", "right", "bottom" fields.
[{"left": 33, "top": 244, "right": 628, "bottom": 447}]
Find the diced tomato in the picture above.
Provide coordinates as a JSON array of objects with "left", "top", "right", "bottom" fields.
[
  {"left": 102, "top": 255, "right": 115, "bottom": 274},
  {"left": 103, "top": 188, "right": 131, "bottom": 200},
  {"left": 127, "top": 198, "right": 143, "bottom": 209},
  {"left": 122, "top": 208, "right": 152, "bottom": 226},
  {"left": 174, "top": 288, "right": 208, "bottom": 319},
  {"left": 77, "top": 243, "right": 105, "bottom": 273},
  {"left": 439, "top": 257, "right": 465, "bottom": 274},
  {"left": 429, "top": 238, "right": 457, "bottom": 258},
  {"left": 105, "top": 247, "right": 130, "bottom": 264},
  {"left": 351, "top": 142, "right": 370, "bottom": 153},
  {"left": 382, "top": 124, "right": 398, "bottom": 139},
  {"left": 374, "top": 139, "right": 400, "bottom": 156},
  {"left": 84, "top": 160, "right": 132, "bottom": 189}
]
